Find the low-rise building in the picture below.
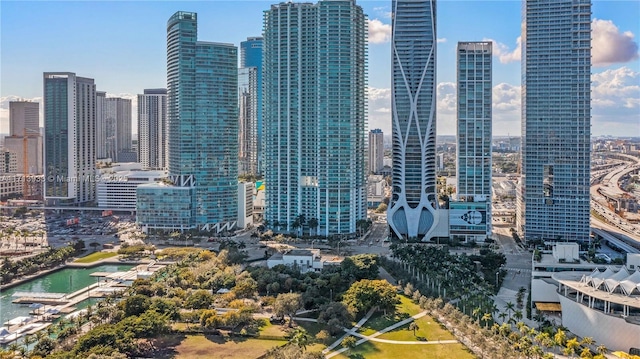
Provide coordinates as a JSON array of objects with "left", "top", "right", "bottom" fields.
[
  {"left": 136, "top": 182, "right": 195, "bottom": 232},
  {"left": 97, "top": 166, "right": 166, "bottom": 210},
  {"left": 237, "top": 182, "right": 254, "bottom": 229},
  {"left": 267, "top": 249, "right": 323, "bottom": 273}
]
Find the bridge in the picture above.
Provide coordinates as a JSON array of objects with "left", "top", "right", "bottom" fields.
[{"left": 591, "top": 227, "right": 640, "bottom": 254}]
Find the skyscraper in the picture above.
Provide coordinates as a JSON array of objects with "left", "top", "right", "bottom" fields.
[
  {"left": 43, "top": 72, "right": 96, "bottom": 205},
  {"left": 451, "top": 41, "right": 492, "bottom": 242},
  {"left": 516, "top": 0, "right": 591, "bottom": 242},
  {"left": 3, "top": 101, "right": 42, "bottom": 174},
  {"left": 138, "top": 89, "right": 168, "bottom": 170},
  {"left": 263, "top": 0, "right": 367, "bottom": 236},
  {"left": 96, "top": 91, "right": 107, "bottom": 159},
  {"left": 105, "top": 97, "right": 133, "bottom": 162},
  {"left": 238, "top": 67, "right": 258, "bottom": 175},
  {"left": 240, "top": 37, "right": 264, "bottom": 175},
  {"left": 369, "top": 129, "right": 384, "bottom": 174},
  {"left": 137, "top": 11, "right": 238, "bottom": 233},
  {"left": 387, "top": 0, "right": 438, "bottom": 241}
]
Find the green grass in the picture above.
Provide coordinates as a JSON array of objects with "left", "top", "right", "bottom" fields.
[
  {"left": 74, "top": 251, "right": 118, "bottom": 263},
  {"left": 358, "top": 295, "right": 420, "bottom": 335},
  {"left": 159, "top": 334, "right": 287, "bottom": 359},
  {"left": 334, "top": 341, "right": 476, "bottom": 359},
  {"left": 376, "top": 315, "right": 455, "bottom": 342}
]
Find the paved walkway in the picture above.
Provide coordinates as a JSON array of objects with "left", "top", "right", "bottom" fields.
[
  {"left": 325, "top": 310, "right": 458, "bottom": 359},
  {"left": 322, "top": 307, "right": 376, "bottom": 354}
]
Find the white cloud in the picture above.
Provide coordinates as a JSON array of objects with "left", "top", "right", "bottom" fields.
[
  {"left": 437, "top": 38, "right": 447, "bottom": 43},
  {"left": 592, "top": 19, "right": 640, "bottom": 67},
  {"left": 437, "top": 82, "right": 456, "bottom": 115},
  {"left": 483, "top": 37, "right": 521, "bottom": 64},
  {"left": 591, "top": 67, "right": 640, "bottom": 135},
  {"left": 368, "top": 87, "right": 391, "bottom": 133},
  {"left": 367, "top": 19, "right": 392, "bottom": 44},
  {"left": 372, "top": 6, "right": 392, "bottom": 19}
]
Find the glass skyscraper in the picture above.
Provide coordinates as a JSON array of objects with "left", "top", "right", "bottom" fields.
[
  {"left": 137, "top": 11, "right": 238, "bottom": 233},
  {"left": 263, "top": 0, "right": 367, "bottom": 236},
  {"left": 43, "top": 72, "right": 96, "bottom": 205},
  {"left": 240, "top": 37, "right": 264, "bottom": 175},
  {"left": 451, "top": 41, "right": 492, "bottom": 242},
  {"left": 516, "top": 0, "right": 591, "bottom": 242},
  {"left": 387, "top": 0, "right": 438, "bottom": 241}
]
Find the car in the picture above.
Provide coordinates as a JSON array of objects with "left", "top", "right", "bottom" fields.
[{"left": 269, "top": 316, "right": 285, "bottom": 324}]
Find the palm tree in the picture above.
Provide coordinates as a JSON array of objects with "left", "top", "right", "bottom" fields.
[
  {"left": 498, "top": 312, "right": 508, "bottom": 324},
  {"left": 505, "top": 301, "right": 515, "bottom": 322},
  {"left": 481, "top": 313, "right": 492, "bottom": 328},
  {"left": 289, "top": 327, "right": 311, "bottom": 351},
  {"left": 596, "top": 344, "right": 607, "bottom": 356},
  {"left": 472, "top": 307, "right": 482, "bottom": 324},
  {"left": 580, "top": 347, "right": 593, "bottom": 358},
  {"left": 513, "top": 310, "right": 523, "bottom": 322},
  {"left": 409, "top": 322, "right": 419, "bottom": 336}
]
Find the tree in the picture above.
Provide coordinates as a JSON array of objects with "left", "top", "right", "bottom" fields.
[
  {"left": 317, "top": 302, "right": 354, "bottom": 335},
  {"left": 289, "top": 327, "right": 311, "bottom": 351},
  {"left": 274, "top": 293, "right": 303, "bottom": 328},
  {"left": 342, "top": 279, "right": 399, "bottom": 316},
  {"left": 307, "top": 218, "right": 319, "bottom": 236},
  {"left": 375, "top": 203, "right": 387, "bottom": 213},
  {"left": 118, "top": 294, "right": 151, "bottom": 316},
  {"left": 341, "top": 336, "right": 357, "bottom": 353},
  {"left": 481, "top": 313, "right": 493, "bottom": 328},
  {"left": 185, "top": 290, "right": 215, "bottom": 309},
  {"left": 408, "top": 322, "right": 419, "bottom": 337}
]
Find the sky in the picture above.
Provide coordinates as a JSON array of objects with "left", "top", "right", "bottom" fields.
[{"left": 1, "top": 0, "right": 639, "bottom": 137}]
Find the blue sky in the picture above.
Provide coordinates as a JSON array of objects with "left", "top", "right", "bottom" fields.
[{"left": 1, "top": 0, "right": 639, "bottom": 136}]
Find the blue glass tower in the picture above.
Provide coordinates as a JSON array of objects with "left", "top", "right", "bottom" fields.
[
  {"left": 387, "top": 0, "right": 439, "bottom": 241},
  {"left": 239, "top": 37, "right": 263, "bottom": 175},
  {"left": 263, "top": 0, "right": 367, "bottom": 236},
  {"left": 137, "top": 11, "right": 238, "bottom": 233},
  {"left": 516, "top": 0, "right": 591, "bottom": 242}
]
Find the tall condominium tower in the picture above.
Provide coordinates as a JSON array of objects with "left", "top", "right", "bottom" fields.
[
  {"left": 137, "top": 11, "right": 238, "bottom": 233},
  {"left": 238, "top": 67, "right": 258, "bottom": 175},
  {"left": 105, "top": 97, "right": 132, "bottom": 162},
  {"left": 263, "top": 0, "right": 367, "bottom": 236},
  {"left": 96, "top": 91, "right": 107, "bottom": 159},
  {"left": 240, "top": 37, "right": 264, "bottom": 175},
  {"left": 138, "top": 89, "right": 168, "bottom": 170},
  {"left": 516, "top": 0, "right": 591, "bottom": 242},
  {"left": 3, "top": 101, "right": 42, "bottom": 174},
  {"left": 387, "top": 0, "right": 438, "bottom": 241},
  {"left": 451, "top": 41, "right": 492, "bottom": 242},
  {"left": 43, "top": 72, "right": 96, "bottom": 205},
  {"left": 369, "top": 129, "right": 384, "bottom": 174}
]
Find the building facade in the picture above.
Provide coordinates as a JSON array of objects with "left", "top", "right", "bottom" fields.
[
  {"left": 137, "top": 11, "right": 238, "bottom": 233},
  {"left": 96, "top": 163, "right": 166, "bottom": 210},
  {"left": 516, "top": 0, "right": 592, "bottom": 242},
  {"left": 263, "top": 0, "right": 367, "bottom": 236},
  {"left": 238, "top": 67, "right": 258, "bottom": 175},
  {"left": 3, "top": 101, "right": 42, "bottom": 175},
  {"left": 451, "top": 41, "right": 492, "bottom": 242},
  {"left": 96, "top": 91, "right": 108, "bottom": 159},
  {"left": 43, "top": 72, "right": 96, "bottom": 205},
  {"left": 240, "top": 37, "right": 264, "bottom": 175},
  {"left": 137, "top": 89, "right": 168, "bottom": 170},
  {"left": 104, "top": 97, "right": 133, "bottom": 162},
  {"left": 387, "top": 0, "right": 439, "bottom": 241},
  {"left": 368, "top": 129, "right": 384, "bottom": 174}
]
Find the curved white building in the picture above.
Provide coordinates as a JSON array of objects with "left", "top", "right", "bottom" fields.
[
  {"left": 387, "top": 0, "right": 439, "bottom": 240},
  {"left": 556, "top": 268, "right": 640, "bottom": 352}
]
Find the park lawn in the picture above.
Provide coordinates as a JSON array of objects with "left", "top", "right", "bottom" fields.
[
  {"left": 334, "top": 341, "right": 476, "bottom": 359},
  {"left": 258, "top": 321, "right": 288, "bottom": 338},
  {"left": 171, "top": 334, "right": 286, "bottom": 359},
  {"left": 358, "top": 295, "right": 421, "bottom": 336},
  {"left": 376, "top": 314, "right": 456, "bottom": 342},
  {"left": 74, "top": 251, "right": 118, "bottom": 263}
]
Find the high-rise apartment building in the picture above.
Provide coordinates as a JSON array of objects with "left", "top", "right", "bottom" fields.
[
  {"left": 3, "top": 101, "right": 42, "bottom": 174},
  {"left": 240, "top": 37, "right": 264, "bottom": 175},
  {"left": 516, "top": 0, "right": 591, "bottom": 242},
  {"left": 263, "top": 0, "right": 367, "bottom": 236},
  {"left": 238, "top": 67, "right": 258, "bottom": 175},
  {"left": 451, "top": 41, "right": 492, "bottom": 242},
  {"left": 387, "top": 0, "right": 439, "bottom": 240},
  {"left": 137, "top": 11, "right": 238, "bottom": 233},
  {"left": 96, "top": 91, "right": 107, "bottom": 159},
  {"left": 138, "top": 89, "right": 168, "bottom": 170},
  {"left": 105, "top": 97, "right": 132, "bottom": 162},
  {"left": 43, "top": 72, "right": 96, "bottom": 205},
  {"left": 369, "top": 129, "right": 384, "bottom": 174}
]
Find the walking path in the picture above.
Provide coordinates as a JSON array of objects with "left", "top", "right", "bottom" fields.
[
  {"left": 322, "top": 307, "right": 375, "bottom": 355},
  {"left": 324, "top": 310, "right": 458, "bottom": 359}
]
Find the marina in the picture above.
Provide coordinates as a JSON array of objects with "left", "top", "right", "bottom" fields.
[{"left": 0, "top": 263, "right": 163, "bottom": 345}]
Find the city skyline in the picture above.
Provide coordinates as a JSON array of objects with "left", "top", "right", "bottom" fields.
[{"left": 1, "top": 1, "right": 638, "bottom": 137}]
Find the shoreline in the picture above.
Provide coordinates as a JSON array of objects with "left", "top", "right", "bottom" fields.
[{"left": 0, "top": 256, "right": 154, "bottom": 291}]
